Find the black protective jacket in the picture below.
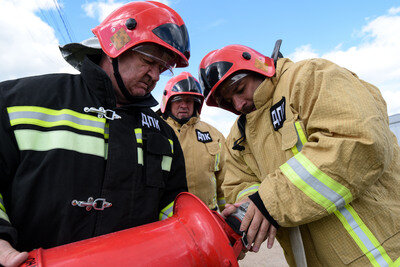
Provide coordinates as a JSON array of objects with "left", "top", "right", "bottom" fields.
[{"left": 0, "top": 58, "right": 187, "bottom": 251}]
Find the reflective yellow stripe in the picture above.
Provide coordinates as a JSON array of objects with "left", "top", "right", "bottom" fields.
[
  {"left": 161, "top": 156, "right": 172, "bottom": 171},
  {"left": 295, "top": 121, "right": 307, "bottom": 146},
  {"left": 280, "top": 153, "right": 352, "bottom": 213},
  {"left": 159, "top": 201, "right": 174, "bottom": 221},
  {"left": 137, "top": 147, "right": 144, "bottom": 165},
  {"left": 14, "top": 129, "right": 107, "bottom": 158},
  {"left": 168, "top": 139, "right": 173, "bottom": 154},
  {"left": 135, "top": 128, "right": 143, "bottom": 144},
  {"left": 291, "top": 121, "right": 307, "bottom": 155},
  {"left": 296, "top": 153, "right": 352, "bottom": 203},
  {"left": 0, "top": 194, "right": 10, "bottom": 223},
  {"left": 236, "top": 183, "right": 260, "bottom": 202},
  {"left": 8, "top": 106, "right": 107, "bottom": 135},
  {"left": 214, "top": 143, "right": 222, "bottom": 171},
  {"left": 217, "top": 197, "right": 226, "bottom": 209},
  {"left": 280, "top": 162, "right": 335, "bottom": 212},
  {"left": 335, "top": 205, "right": 393, "bottom": 266},
  {"left": 0, "top": 194, "right": 6, "bottom": 213}
]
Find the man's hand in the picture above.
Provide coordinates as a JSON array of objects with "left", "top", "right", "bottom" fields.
[
  {"left": 240, "top": 201, "right": 277, "bottom": 252},
  {"left": 0, "top": 239, "right": 28, "bottom": 267}
]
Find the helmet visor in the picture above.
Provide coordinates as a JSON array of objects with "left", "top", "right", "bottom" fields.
[
  {"left": 172, "top": 76, "right": 203, "bottom": 94},
  {"left": 152, "top": 23, "right": 190, "bottom": 60},
  {"left": 132, "top": 43, "right": 178, "bottom": 76},
  {"left": 170, "top": 95, "right": 202, "bottom": 104},
  {"left": 199, "top": 61, "right": 233, "bottom": 99}
]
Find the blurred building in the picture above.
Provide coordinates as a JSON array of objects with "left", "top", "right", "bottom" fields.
[{"left": 389, "top": 113, "right": 400, "bottom": 145}]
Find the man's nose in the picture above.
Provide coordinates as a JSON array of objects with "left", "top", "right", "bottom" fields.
[
  {"left": 147, "top": 64, "right": 160, "bottom": 82},
  {"left": 233, "top": 96, "right": 245, "bottom": 113}
]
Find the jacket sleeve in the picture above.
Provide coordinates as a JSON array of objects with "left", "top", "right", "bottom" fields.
[
  {"left": 0, "top": 87, "right": 19, "bottom": 246},
  {"left": 222, "top": 129, "right": 261, "bottom": 204},
  {"left": 158, "top": 129, "right": 187, "bottom": 220},
  {"left": 259, "top": 59, "right": 394, "bottom": 227}
]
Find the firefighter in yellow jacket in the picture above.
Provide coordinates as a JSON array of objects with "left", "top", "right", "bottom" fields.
[
  {"left": 160, "top": 72, "right": 226, "bottom": 211},
  {"left": 198, "top": 41, "right": 400, "bottom": 266}
]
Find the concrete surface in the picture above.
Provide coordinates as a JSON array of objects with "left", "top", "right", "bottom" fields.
[{"left": 239, "top": 242, "right": 288, "bottom": 267}]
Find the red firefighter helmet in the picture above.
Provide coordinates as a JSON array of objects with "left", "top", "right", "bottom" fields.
[
  {"left": 199, "top": 44, "right": 275, "bottom": 114},
  {"left": 92, "top": 1, "right": 190, "bottom": 68},
  {"left": 161, "top": 72, "right": 205, "bottom": 114}
]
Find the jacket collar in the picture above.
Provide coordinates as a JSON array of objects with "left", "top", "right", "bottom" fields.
[
  {"left": 80, "top": 57, "right": 158, "bottom": 109},
  {"left": 253, "top": 58, "right": 293, "bottom": 109},
  {"left": 166, "top": 114, "right": 200, "bottom": 128}
]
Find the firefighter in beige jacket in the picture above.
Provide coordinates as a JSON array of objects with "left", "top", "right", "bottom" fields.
[
  {"left": 198, "top": 42, "right": 400, "bottom": 266},
  {"left": 160, "top": 72, "right": 226, "bottom": 211}
]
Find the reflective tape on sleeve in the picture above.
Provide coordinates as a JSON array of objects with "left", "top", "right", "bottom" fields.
[
  {"left": 280, "top": 153, "right": 352, "bottom": 213},
  {"left": 159, "top": 201, "right": 174, "bottom": 221},
  {"left": 236, "top": 183, "right": 260, "bottom": 202},
  {"left": 0, "top": 194, "right": 10, "bottom": 223},
  {"left": 218, "top": 197, "right": 226, "bottom": 208}
]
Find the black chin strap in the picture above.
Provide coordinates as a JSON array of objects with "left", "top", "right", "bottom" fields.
[{"left": 112, "top": 58, "right": 136, "bottom": 102}]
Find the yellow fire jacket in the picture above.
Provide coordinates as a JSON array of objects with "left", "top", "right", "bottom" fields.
[
  {"left": 223, "top": 58, "right": 400, "bottom": 266},
  {"left": 165, "top": 116, "right": 226, "bottom": 210}
]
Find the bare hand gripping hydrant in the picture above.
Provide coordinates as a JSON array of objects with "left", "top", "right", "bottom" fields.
[{"left": 20, "top": 192, "right": 247, "bottom": 267}]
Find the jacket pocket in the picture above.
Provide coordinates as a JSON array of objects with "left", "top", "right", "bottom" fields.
[
  {"left": 145, "top": 132, "right": 173, "bottom": 188},
  {"left": 280, "top": 120, "right": 299, "bottom": 151},
  {"left": 205, "top": 141, "right": 221, "bottom": 171}
]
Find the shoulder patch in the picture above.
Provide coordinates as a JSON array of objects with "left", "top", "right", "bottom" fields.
[
  {"left": 270, "top": 97, "right": 286, "bottom": 131},
  {"left": 196, "top": 129, "right": 213, "bottom": 143}
]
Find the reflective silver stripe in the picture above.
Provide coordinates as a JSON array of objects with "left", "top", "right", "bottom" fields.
[
  {"left": 218, "top": 198, "right": 226, "bottom": 206},
  {"left": 287, "top": 157, "right": 346, "bottom": 210},
  {"left": 9, "top": 111, "right": 106, "bottom": 130},
  {"left": 236, "top": 184, "right": 260, "bottom": 201},
  {"left": 294, "top": 127, "right": 304, "bottom": 152},
  {"left": 336, "top": 205, "right": 391, "bottom": 266}
]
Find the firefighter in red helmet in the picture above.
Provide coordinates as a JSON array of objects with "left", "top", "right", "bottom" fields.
[
  {"left": 0, "top": 2, "right": 190, "bottom": 266},
  {"left": 159, "top": 72, "right": 226, "bottom": 211},
  {"left": 199, "top": 42, "right": 400, "bottom": 266}
]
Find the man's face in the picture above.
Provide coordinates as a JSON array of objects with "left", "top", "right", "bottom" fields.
[
  {"left": 216, "top": 74, "right": 264, "bottom": 114},
  {"left": 170, "top": 95, "right": 195, "bottom": 119},
  {"left": 115, "top": 50, "right": 163, "bottom": 97}
]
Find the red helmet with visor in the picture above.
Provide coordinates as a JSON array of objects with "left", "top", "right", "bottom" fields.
[
  {"left": 199, "top": 44, "right": 275, "bottom": 114},
  {"left": 161, "top": 72, "right": 204, "bottom": 114},
  {"left": 92, "top": 1, "right": 190, "bottom": 68}
]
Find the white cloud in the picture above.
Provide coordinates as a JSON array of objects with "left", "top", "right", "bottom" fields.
[
  {"left": 0, "top": 0, "right": 76, "bottom": 82},
  {"left": 82, "top": 0, "right": 171, "bottom": 22},
  {"left": 289, "top": 7, "right": 400, "bottom": 116},
  {"left": 288, "top": 44, "right": 319, "bottom": 62},
  {"left": 200, "top": 105, "right": 238, "bottom": 137}
]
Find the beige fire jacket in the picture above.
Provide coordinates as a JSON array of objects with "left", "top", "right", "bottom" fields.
[
  {"left": 165, "top": 116, "right": 226, "bottom": 210},
  {"left": 223, "top": 58, "right": 400, "bottom": 266}
]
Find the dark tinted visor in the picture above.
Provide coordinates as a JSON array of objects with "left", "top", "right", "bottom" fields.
[
  {"left": 153, "top": 23, "right": 190, "bottom": 59},
  {"left": 199, "top": 61, "right": 233, "bottom": 98},
  {"left": 172, "top": 76, "right": 203, "bottom": 94}
]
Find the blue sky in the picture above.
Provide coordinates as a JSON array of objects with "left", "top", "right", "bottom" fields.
[{"left": 1, "top": 0, "right": 400, "bottom": 136}]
